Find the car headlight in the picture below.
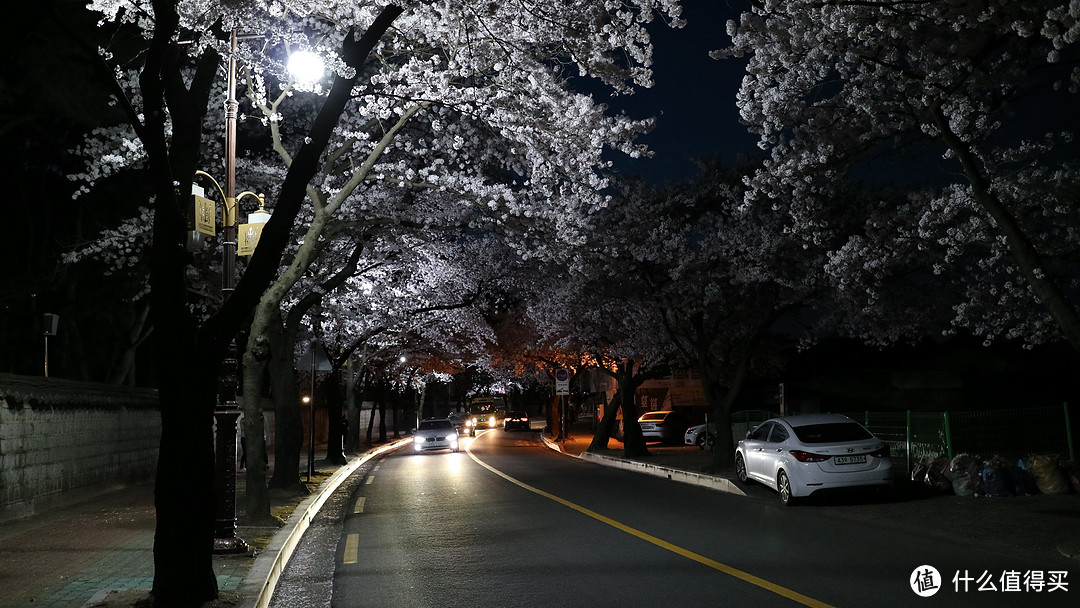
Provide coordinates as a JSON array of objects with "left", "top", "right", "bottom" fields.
[
  {"left": 449, "top": 432, "right": 458, "bottom": 441},
  {"left": 414, "top": 436, "right": 424, "bottom": 445}
]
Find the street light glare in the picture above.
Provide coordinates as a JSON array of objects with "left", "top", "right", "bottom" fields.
[{"left": 287, "top": 50, "right": 324, "bottom": 84}]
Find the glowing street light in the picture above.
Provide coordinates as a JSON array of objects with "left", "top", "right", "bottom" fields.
[{"left": 287, "top": 49, "right": 325, "bottom": 84}]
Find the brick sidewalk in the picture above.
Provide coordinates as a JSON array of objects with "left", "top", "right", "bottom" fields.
[{"left": 0, "top": 461, "right": 329, "bottom": 608}]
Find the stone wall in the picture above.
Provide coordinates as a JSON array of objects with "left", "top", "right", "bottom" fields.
[{"left": 0, "top": 374, "right": 159, "bottom": 522}]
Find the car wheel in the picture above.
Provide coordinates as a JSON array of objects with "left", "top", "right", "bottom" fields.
[
  {"left": 734, "top": 453, "right": 748, "bottom": 483},
  {"left": 777, "top": 470, "right": 795, "bottom": 506},
  {"left": 696, "top": 433, "right": 706, "bottom": 449}
]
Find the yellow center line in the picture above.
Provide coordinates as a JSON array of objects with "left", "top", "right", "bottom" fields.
[
  {"left": 465, "top": 442, "right": 835, "bottom": 608},
  {"left": 343, "top": 533, "right": 359, "bottom": 564}
]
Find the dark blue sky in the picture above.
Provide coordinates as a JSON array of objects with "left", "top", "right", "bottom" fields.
[{"left": 607, "top": 1, "right": 758, "bottom": 185}]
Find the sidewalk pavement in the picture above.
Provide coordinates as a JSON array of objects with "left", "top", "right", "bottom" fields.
[
  {"left": 3, "top": 420, "right": 1078, "bottom": 607},
  {"left": 0, "top": 439, "right": 409, "bottom": 608}
]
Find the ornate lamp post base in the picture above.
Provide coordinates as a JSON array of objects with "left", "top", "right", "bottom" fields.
[
  {"left": 213, "top": 536, "right": 250, "bottom": 554},
  {"left": 213, "top": 403, "right": 249, "bottom": 554}
]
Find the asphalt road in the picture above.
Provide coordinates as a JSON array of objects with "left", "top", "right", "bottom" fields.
[{"left": 273, "top": 429, "right": 1076, "bottom": 608}]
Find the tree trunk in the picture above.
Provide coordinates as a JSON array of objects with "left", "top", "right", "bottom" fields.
[
  {"left": 704, "top": 352, "right": 752, "bottom": 471},
  {"left": 551, "top": 394, "right": 563, "bottom": 441},
  {"left": 144, "top": 9, "right": 220, "bottom": 595},
  {"left": 419, "top": 383, "right": 429, "bottom": 420},
  {"left": 587, "top": 391, "right": 622, "bottom": 451},
  {"left": 619, "top": 398, "right": 648, "bottom": 458},
  {"left": 344, "top": 366, "right": 363, "bottom": 453},
  {"left": 391, "top": 396, "right": 400, "bottom": 439},
  {"left": 615, "top": 358, "right": 649, "bottom": 458},
  {"left": 240, "top": 341, "right": 273, "bottom": 524},
  {"left": 267, "top": 311, "right": 305, "bottom": 493},
  {"left": 323, "top": 370, "right": 347, "bottom": 464},
  {"left": 366, "top": 391, "right": 378, "bottom": 444},
  {"left": 151, "top": 353, "right": 219, "bottom": 606},
  {"left": 148, "top": 184, "right": 219, "bottom": 604}
]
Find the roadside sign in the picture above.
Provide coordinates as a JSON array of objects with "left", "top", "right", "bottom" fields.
[
  {"left": 295, "top": 340, "right": 333, "bottom": 371},
  {"left": 555, "top": 368, "right": 569, "bottom": 395}
]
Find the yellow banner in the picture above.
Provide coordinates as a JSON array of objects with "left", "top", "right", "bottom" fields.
[
  {"left": 237, "top": 222, "right": 264, "bottom": 256},
  {"left": 193, "top": 195, "right": 216, "bottom": 236}
]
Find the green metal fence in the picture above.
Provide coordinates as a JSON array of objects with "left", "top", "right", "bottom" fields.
[{"left": 835, "top": 403, "right": 1074, "bottom": 473}]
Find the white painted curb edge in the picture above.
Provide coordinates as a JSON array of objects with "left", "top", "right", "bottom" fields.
[
  {"left": 238, "top": 439, "right": 411, "bottom": 608},
  {"left": 540, "top": 433, "right": 745, "bottom": 497}
]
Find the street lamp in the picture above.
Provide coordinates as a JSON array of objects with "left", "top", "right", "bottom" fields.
[
  {"left": 190, "top": 30, "right": 324, "bottom": 553},
  {"left": 193, "top": 29, "right": 275, "bottom": 555},
  {"left": 287, "top": 49, "right": 325, "bottom": 84},
  {"left": 192, "top": 169, "right": 267, "bottom": 554}
]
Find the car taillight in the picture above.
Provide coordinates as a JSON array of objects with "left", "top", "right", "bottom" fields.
[
  {"left": 869, "top": 445, "right": 890, "bottom": 458},
  {"left": 789, "top": 449, "right": 830, "bottom": 463}
]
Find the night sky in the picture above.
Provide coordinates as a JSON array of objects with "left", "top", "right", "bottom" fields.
[{"left": 605, "top": 1, "right": 759, "bottom": 185}]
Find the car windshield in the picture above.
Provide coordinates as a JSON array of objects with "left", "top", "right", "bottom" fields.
[
  {"left": 791, "top": 422, "right": 873, "bottom": 443},
  {"left": 508, "top": 411, "right": 527, "bottom": 418},
  {"left": 419, "top": 420, "right": 453, "bottom": 431}
]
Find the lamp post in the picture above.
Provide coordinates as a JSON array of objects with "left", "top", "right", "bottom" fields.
[
  {"left": 189, "top": 29, "right": 323, "bottom": 554},
  {"left": 199, "top": 30, "right": 265, "bottom": 555}
]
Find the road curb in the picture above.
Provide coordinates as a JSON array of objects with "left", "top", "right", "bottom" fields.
[
  {"left": 540, "top": 433, "right": 745, "bottom": 497},
  {"left": 237, "top": 439, "right": 410, "bottom": 608}
]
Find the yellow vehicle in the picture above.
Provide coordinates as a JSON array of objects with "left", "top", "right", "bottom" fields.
[{"left": 468, "top": 396, "right": 506, "bottom": 436}]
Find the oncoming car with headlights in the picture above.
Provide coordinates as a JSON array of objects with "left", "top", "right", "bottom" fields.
[
  {"left": 413, "top": 418, "right": 459, "bottom": 453},
  {"left": 467, "top": 397, "right": 505, "bottom": 436},
  {"left": 734, "top": 413, "right": 893, "bottom": 505}
]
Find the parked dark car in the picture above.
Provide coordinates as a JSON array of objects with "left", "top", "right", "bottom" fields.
[
  {"left": 503, "top": 411, "right": 531, "bottom": 431},
  {"left": 637, "top": 410, "right": 690, "bottom": 443}
]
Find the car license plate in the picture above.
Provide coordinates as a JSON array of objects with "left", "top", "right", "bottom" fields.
[{"left": 834, "top": 455, "right": 867, "bottom": 465}]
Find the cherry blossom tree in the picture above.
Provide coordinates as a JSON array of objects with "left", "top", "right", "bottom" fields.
[
  {"left": 720, "top": 0, "right": 1080, "bottom": 353},
  {"left": 649, "top": 166, "right": 830, "bottom": 468},
  {"left": 520, "top": 177, "right": 688, "bottom": 457},
  {"left": 66, "top": 2, "right": 681, "bottom": 602}
]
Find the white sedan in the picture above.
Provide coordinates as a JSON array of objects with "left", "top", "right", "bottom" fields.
[
  {"left": 684, "top": 423, "right": 714, "bottom": 449},
  {"left": 413, "top": 418, "right": 459, "bottom": 453},
  {"left": 734, "top": 414, "right": 893, "bottom": 505}
]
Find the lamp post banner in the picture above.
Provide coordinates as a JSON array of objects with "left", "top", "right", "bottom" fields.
[
  {"left": 237, "top": 222, "right": 264, "bottom": 256},
  {"left": 194, "top": 195, "right": 216, "bottom": 236}
]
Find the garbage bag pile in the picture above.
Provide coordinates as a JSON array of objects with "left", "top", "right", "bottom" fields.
[{"left": 911, "top": 453, "right": 1078, "bottom": 497}]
